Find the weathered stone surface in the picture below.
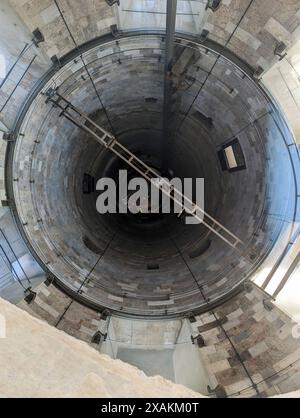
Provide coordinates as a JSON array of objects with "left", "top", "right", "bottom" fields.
[{"left": 0, "top": 296, "right": 202, "bottom": 398}]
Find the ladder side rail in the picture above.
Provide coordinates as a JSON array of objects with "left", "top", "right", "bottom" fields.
[{"left": 158, "top": 179, "right": 242, "bottom": 244}]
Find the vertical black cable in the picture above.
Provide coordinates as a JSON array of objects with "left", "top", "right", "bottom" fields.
[
  {"left": 176, "top": 0, "right": 255, "bottom": 132},
  {"left": 0, "top": 42, "right": 32, "bottom": 89},
  {"left": 53, "top": 0, "right": 116, "bottom": 136},
  {"left": 0, "top": 228, "right": 31, "bottom": 284},
  {"left": 169, "top": 234, "right": 261, "bottom": 397},
  {"left": 55, "top": 229, "right": 118, "bottom": 327}
]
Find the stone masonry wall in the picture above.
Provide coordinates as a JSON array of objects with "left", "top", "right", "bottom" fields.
[{"left": 191, "top": 284, "right": 300, "bottom": 397}]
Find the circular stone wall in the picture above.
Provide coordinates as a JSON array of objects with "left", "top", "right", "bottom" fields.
[{"left": 9, "top": 34, "right": 298, "bottom": 317}]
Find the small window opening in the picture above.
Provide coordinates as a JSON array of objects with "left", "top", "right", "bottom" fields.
[
  {"left": 147, "top": 264, "right": 159, "bottom": 270},
  {"left": 218, "top": 138, "right": 246, "bottom": 172}
]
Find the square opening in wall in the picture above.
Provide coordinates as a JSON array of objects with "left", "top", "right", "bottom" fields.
[
  {"left": 219, "top": 138, "right": 246, "bottom": 172},
  {"left": 147, "top": 264, "right": 159, "bottom": 270}
]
